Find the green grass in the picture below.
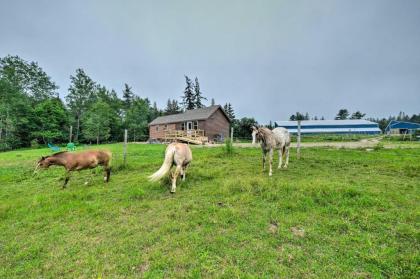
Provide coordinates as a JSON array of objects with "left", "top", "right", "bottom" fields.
[{"left": 0, "top": 144, "right": 419, "bottom": 278}]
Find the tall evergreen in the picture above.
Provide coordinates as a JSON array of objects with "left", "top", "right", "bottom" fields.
[
  {"left": 165, "top": 99, "right": 181, "bottom": 115},
  {"left": 66, "top": 68, "right": 96, "bottom": 142},
  {"left": 335, "top": 109, "right": 349, "bottom": 120},
  {"left": 181, "top": 75, "right": 195, "bottom": 110},
  {"left": 350, "top": 111, "right": 366, "bottom": 119},
  {"left": 193, "top": 77, "right": 206, "bottom": 108},
  {"left": 211, "top": 98, "right": 215, "bottom": 106},
  {"left": 122, "top": 83, "right": 134, "bottom": 109},
  {"left": 224, "top": 103, "right": 235, "bottom": 120}
]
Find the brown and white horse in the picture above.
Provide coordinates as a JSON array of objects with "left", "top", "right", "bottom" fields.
[
  {"left": 252, "top": 126, "right": 291, "bottom": 176},
  {"left": 35, "top": 150, "right": 112, "bottom": 188},
  {"left": 149, "top": 142, "right": 192, "bottom": 193}
]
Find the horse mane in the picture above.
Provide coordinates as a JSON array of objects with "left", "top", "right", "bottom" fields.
[
  {"left": 258, "top": 127, "right": 273, "bottom": 144},
  {"left": 48, "top": 151, "right": 68, "bottom": 158}
]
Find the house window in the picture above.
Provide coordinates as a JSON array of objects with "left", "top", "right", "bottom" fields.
[
  {"left": 164, "top": 124, "right": 168, "bottom": 131},
  {"left": 181, "top": 122, "right": 185, "bottom": 131},
  {"left": 156, "top": 126, "right": 159, "bottom": 131},
  {"left": 193, "top": 121, "right": 198, "bottom": 130},
  {"left": 187, "top": 121, "right": 193, "bottom": 130}
]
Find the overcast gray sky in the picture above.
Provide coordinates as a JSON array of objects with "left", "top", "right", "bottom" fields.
[{"left": 1, "top": 0, "right": 419, "bottom": 123}]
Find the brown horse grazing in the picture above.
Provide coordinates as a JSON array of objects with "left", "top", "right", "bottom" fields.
[
  {"left": 149, "top": 142, "right": 192, "bottom": 193},
  {"left": 35, "top": 150, "right": 112, "bottom": 188}
]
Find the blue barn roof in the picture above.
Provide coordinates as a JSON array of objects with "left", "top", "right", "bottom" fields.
[
  {"left": 385, "top": 120, "right": 420, "bottom": 132},
  {"left": 275, "top": 120, "right": 381, "bottom": 134}
]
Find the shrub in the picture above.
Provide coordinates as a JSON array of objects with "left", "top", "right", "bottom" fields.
[{"left": 224, "top": 138, "right": 234, "bottom": 155}]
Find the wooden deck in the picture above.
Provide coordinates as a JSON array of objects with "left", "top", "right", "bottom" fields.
[{"left": 164, "top": 129, "right": 208, "bottom": 145}]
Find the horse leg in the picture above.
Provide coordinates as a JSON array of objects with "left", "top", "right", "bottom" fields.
[
  {"left": 278, "top": 148, "right": 283, "bottom": 169},
  {"left": 171, "top": 165, "right": 181, "bottom": 193},
  {"left": 181, "top": 165, "right": 187, "bottom": 181},
  {"left": 262, "top": 151, "right": 266, "bottom": 171},
  {"left": 63, "top": 170, "right": 71, "bottom": 189},
  {"left": 269, "top": 149, "right": 273, "bottom": 176},
  {"left": 284, "top": 147, "right": 289, "bottom": 168},
  {"left": 104, "top": 164, "right": 111, "bottom": 182}
]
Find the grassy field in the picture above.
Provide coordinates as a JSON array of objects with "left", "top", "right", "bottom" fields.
[{"left": 0, "top": 143, "right": 419, "bottom": 278}]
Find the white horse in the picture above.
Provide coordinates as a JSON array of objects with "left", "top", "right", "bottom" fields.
[
  {"left": 149, "top": 142, "right": 192, "bottom": 193},
  {"left": 252, "top": 126, "right": 291, "bottom": 176}
]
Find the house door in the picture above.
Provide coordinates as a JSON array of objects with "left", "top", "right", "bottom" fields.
[{"left": 187, "top": 121, "right": 193, "bottom": 130}]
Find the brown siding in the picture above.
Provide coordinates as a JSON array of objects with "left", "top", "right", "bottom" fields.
[
  {"left": 149, "top": 123, "right": 176, "bottom": 140},
  {"left": 202, "top": 109, "right": 230, "bottom": 141}
]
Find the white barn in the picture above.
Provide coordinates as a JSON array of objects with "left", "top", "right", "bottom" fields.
[{"left": 275, "top": 120, "right": 382, "bottom": 135}]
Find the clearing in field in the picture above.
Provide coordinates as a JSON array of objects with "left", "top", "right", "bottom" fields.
[{"left": 0, "top": 143, "right": 419, "bottom": 278}]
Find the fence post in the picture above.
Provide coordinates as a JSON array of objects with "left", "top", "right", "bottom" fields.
[
  {"left": 230, "top": 127, "right": 234, "bottom": 143},
  {"left": 123, "top": 129, "right": 128, "bottom": 166},
  {"left": 69, "top": 125, "right": 73, "bottom": 142},
  {"left": 297, "top": 120, "right": 301, "bottom": 159}
]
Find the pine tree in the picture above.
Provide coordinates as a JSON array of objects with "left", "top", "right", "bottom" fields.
[
  {"left": 66, "top": 69, "right": 96, "bottom": 142},
  {"left": 223, "top": 103, "right": 235, "bottom": 120},
  {"left": 335, "top": 109, "right": 349, "bottom": 120},
  {"left": 171, "top": 99, "right": 181, "bottom": 114},
  {"left": 181, "top": 75, "right": 195, "bottom": 110},
  {"left": 211, "top": 98, "right": 215, "bottom": 106},
  {"left": 122, "top": 83, "right": 134, "bottom": 109},
  {"left": 350, "top": 111, "right": 366, "bottom": 119},
  {"left": 164, "top": 99, "right": 181, "bottom": 115},
  {"left": 227, "top": 103, "right": 235, "bottom": 120},
  {"left": 193, "top": 77, "right": 206, "bottom": 108},
  {"left": 295, "top": 112, "right": 305, "bottom": 121}
]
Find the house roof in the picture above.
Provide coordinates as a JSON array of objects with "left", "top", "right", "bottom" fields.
[{"left": 149, "top": 105, "right": 230, "bottom": 125}]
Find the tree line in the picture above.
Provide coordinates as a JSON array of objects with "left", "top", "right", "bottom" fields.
[
  {"left": 1, "top": 55, "right": 418, "bottom": 150},
  {"left": 0, "top": 55, "right": 162, "bottom": 150},
  {"left": 0, "top": 55, "right": 257, "bottom": 150}
]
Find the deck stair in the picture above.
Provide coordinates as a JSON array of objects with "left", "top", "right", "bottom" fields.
[{"left": 164, "top": 129, "right": 208, "bottom": 145}]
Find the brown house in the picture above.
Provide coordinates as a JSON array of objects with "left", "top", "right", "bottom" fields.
[{"left": 149, "top": 105, "right": 231, "bottom": 143}]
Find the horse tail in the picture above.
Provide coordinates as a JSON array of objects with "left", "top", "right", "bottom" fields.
[{"left": 149, "top": 145, "right": 175, "bottom": 182}]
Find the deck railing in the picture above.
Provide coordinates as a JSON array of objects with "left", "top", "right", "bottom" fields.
[{"left": 164, "top": 129, "right": 208, "bottom": 144}]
